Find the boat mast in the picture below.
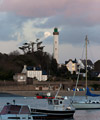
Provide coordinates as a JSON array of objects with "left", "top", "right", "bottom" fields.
[
  {"left": 85, "top": 35, "right": 88, "bottom": 98},
  {"left": 55, "top": 84, "right": 62, "bottom": 98}
]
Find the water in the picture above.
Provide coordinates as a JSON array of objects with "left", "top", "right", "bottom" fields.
[{"left": 0, "top": 96, "right": 100, "bottom": 120}]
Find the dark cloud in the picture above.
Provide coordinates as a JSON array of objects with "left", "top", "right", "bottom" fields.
[
  {"left": 59, "top": 26, "right": 100, "bottom": 45},
  {"left": 0, "top": 12, "right": 28, "bottom": 41}
]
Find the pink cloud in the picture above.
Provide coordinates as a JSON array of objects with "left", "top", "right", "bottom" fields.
[
  {"left": 0, "top": 0, "right": 100, "bottom": 26},
  {"left": 0, "top": 0, "right": 67, "bottom": 17},
  {"left": 63, "top": 0, "right": 100, "bottom": 26}
]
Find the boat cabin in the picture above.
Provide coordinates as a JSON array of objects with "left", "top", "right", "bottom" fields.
[
  {"left": 48, "top": 98, "right": 65, "bottom": 111},
  {"left": 1, "top": 104, "right": 30, "bottom": 115},
  {"left": 0, "top": 102, "right": 33, "bottom": 120}
]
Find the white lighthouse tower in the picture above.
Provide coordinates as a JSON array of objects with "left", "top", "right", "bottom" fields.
[{"left": 53, "top": 28, "right": 59, "bottom": 63}]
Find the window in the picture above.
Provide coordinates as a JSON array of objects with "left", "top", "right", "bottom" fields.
[
  {"left": 60, "top": 101, "right": 62, "bottom": 104},
  {"left": 54, "top": 100, "right": 59, "bottom": 105},
  {"left": 48, "top": 100, "right": 53, "bottom": 105}
]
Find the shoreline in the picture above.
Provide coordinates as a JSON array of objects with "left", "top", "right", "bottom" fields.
[{"left": 0, "top": 90, "right": 100, "bottom": 97}]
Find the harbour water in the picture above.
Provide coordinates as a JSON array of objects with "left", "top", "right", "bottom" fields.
[{"left": 0, "top": 96, "right": 100, "bottom": 120}]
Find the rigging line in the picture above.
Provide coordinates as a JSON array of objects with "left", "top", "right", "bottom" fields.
[
  {"left": 81, "top": 43, "right": 85, "bottom": 60},
  {"left": 88, "top": 41, "right": 95, "bottom": 63},
  {"left": 73, "top": 42, "right": 85, "bottom": 100}
]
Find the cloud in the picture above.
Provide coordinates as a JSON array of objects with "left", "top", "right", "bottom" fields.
[
  {"left": 0, "top": 0, "right": 67, "bottom": 17},
  {"left": 0, "top": 40, "right": 20, "bottom": 54},
  {"left": 44, "top": 32, "right": 51, "bottom": 38},
  {"left": 0, "top": 0, "right": 100, "bottom": 26},
  {"left": 0, "top": 12, "right": 27, "bottom": 41},
  {"left": 0, "top": 0, "right": 100, "bottom": 63}
]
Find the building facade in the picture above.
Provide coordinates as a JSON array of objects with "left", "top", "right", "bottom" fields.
[
  {"left": 65, "top": 59, "right": 77, "bottom": 74},
  {"left": 13, "top": 65, "right": 48, "bottom": 83},
  {"left": 23, "top": 65, "right": 47, "bottom": 81},
  {"left": 13, "top": 73, "right": 27, "bottom": 84}
]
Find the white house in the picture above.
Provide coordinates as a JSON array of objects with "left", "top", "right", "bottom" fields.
[
  {"left": 77, "top": 59, "right": 85, "bottom": 69},
  {"left": 65, "top": 59, "right": 77, "bottom": 74},
  {"left": 22, "top": 65, "right": 47, "bottom": 81}
]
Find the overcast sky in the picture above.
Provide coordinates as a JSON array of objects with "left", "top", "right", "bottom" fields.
[{"left": 0, "top": 0, "right": 100, "bottom": 63}]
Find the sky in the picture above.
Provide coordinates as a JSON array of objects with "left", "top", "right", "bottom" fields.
[{"left": 0, "top": 0, "right": 100, "bottom": 63}]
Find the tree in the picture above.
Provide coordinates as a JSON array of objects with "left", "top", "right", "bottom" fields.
[
  {"left": 71, "top": 71, "right": 77, "bottom": 80},
  {"left": 50, "top": 58, "right": 58, "bottom": 76},
  {"left": 57, "top": 65, "right": 68, "bottom": 77},
  {"left": 94, "top": 60, "right": 100, "bottom": 72},
  {"left": 9, "top": 50, "right": 20, "bottom": 56}
]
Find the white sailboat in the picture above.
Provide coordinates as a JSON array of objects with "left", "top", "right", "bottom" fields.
[{"left": 71, "top": 35, "right": 100, "bottom": 110}]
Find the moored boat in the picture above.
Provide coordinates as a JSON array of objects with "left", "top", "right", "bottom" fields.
[
  {"left": 0, "top": 100, "right": 33, "bottom": 120},
  {"left": 31, "top": 98, "right": 75, "bottom": 119},
  {"left": 36, "top": 92, "right": 55, "bottom": 99},
  {"left": 72, "top": 87, "right": 100, "bottom": 110},
  {"left": 71, "top": 36, "right": 100, "bottom": 110}
]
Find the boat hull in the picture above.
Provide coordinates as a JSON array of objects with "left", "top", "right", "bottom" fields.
[
  {"left": 0, "top": 114, "right": 33, "bottom": 120},
  {"left": 72, "top": 103, "right": 100, "bottom": 110},
  {"left": 31, "top": 108, "right": 75, "bottom": 119}
]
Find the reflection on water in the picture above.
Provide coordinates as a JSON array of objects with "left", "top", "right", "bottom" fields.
[
  {"left": 52, "top": 119, "right": 74, "bottom": 120},
  {"left": 74, "top": 110, "right": 100, "bottom": 120}
]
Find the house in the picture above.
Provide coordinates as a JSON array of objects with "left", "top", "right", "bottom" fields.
[
  {"left": 77, "top": 59, "right": 94, "bottom": 77},
  {"left": 77, "top": 59, "right": 85, "bottom": 69},
  {"left": 13, "top": 65, "right": 48, "bottom": 83},
  {"left": 13, "top": 73, "right": 27, "bottom": 84},
  {"left": 22, "top": 65, "right": 48, "bottom": 81},
  {"left": 65, "top": 59, "right": 77, "bottom": 74},
  {"left": 78, "top": 59, "right": 94, "bottom": 70}
]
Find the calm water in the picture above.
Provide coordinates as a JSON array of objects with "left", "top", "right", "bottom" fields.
[{"left": 0, "top": 96, "right": 100, "bottom": 120}]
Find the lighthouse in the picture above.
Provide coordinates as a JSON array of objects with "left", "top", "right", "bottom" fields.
[{"left": 53, "top": 28, "right": 59, "bottom": 63}]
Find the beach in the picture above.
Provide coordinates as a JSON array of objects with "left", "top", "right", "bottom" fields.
[{"left": 0, "top": 90, "right": 100, "bottom": 97}]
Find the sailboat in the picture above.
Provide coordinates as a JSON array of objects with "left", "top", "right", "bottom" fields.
[{"left": 71, "top": 35, "right": 100, "bottom": 110}]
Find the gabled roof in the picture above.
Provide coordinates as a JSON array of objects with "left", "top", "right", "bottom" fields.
[
  {"left": 65, "top": 59, "right": 77, "bottom": 64},
  {"left": 81, "top": 59, "right": 93, "bottom": 66}
]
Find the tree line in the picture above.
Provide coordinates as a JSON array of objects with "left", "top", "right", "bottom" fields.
[{"left": 0, "top": 50, "right": 100, "bottom": 81}]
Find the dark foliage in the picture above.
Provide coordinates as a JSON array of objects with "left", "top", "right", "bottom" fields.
[
  {"left": 0, "top": 51, "right": 54, "bottom": 81},
  {"left": 94, "top": 60, "right": 100, "bottom": 72},
  {"left": 57, "top": 65, "right": 68, "bottom": 77}
]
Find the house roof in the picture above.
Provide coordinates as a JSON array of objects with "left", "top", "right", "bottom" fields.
[
  {"left": 65, "top": 59, "right": 77, "bottom": 64},
  {"left": 81, "top": 59, "right": 93, "bottom": 66},
  {"left": 42, "top": 71, "right": 47, "bottom": 75},
  {"left": 27, "top": 66, "right": 41, "bottom": 71},
  {"left": 22, "top": 65, "right": 47, "bottom": 75}
]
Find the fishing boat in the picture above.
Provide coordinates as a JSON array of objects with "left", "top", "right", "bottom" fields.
[
  {"left": 31, "top": 84, "right": 75, "bottom": 119},
  {"left": 31, "top": 98, "right": 75, "bottom": 119},
  {"left": 71, "top": 35, "right": 100, "bottom": 110},
  {"left": 0, "top": 100, "right": 33, "bottom": 120}
]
